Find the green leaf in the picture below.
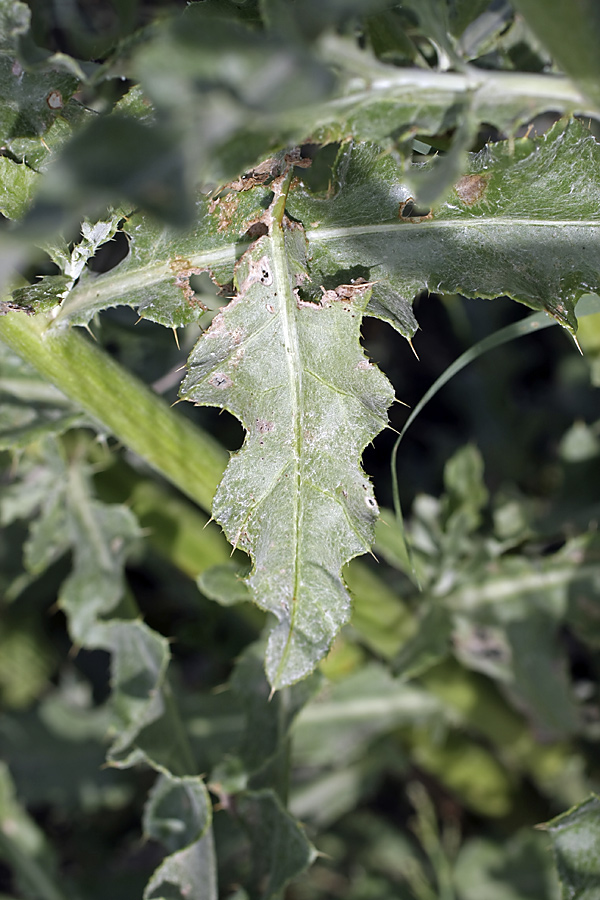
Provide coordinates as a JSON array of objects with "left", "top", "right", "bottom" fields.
[
  {"left": 393, "top": 603, "right": 452, "bottom": 680},
  {"left": 197, "top": 563, "right": 252, "bottom": 607},
  {"left": 302, "top": 34, "right": 594, "bottom": 146},
  {"left": 292, "top": 663, "right": 445, "bottom": 768},
  {"left": 453, "top": 830, "right": 559, "bottom": 900},
  {"left": 0, "top": 342, "right": 86, "bottom": 449},
  {"left": 9, "top": 440, "right": 196, "bottom": 778},
  {"left": 0, "top": 0, "right": 29, "bottom": 52},
  {"left": 0, "top": 157, "right": 38, "bottom": 218},
  {"left": 292, "top": 118, "right": 600, "bottom": 334},
  {"left": 31, "top": 116, "right": 192, "bottom": 229},
  {"left": 545, "top": 794, "right": 600, "bottom": 900},
  {"left": 0, "top": 762, "right": 68, "bottom": 900},
  {"left": 181, "top": 171, "right": 394, "bottom": 689},
  {"left": 442, "top": 443, "right": 488, "bottom": 534},
  {"left": 227, "top": 642, "right": 322, "bottom": 780},
  {"left": 52, "top": 183, "right": 272, "bottom": 328},
  {"left": 23, "top": 451, "right": 142, "bottom": 644},
  {"left": 11, "top": 211, "right": 124, "bottom": 314},
  {"left": 511, "top": 0, "right": 600, "bottom": 111},
  {"left": 448, "top": 0, "right": 491, "bottom": 38},
  {"left": 131, "top": 3, "right": 334, "bottom": 183},
  {"left": 236, "top": 789, "right": 316, "bottom": 900},
  {"left": 144, "top": 831, "right": 218, "bottom": 900},
  {"left": 0, "top": 0, "right": 85, "bottom": 186},
  {"left": 0, "top": 678, "right": 124, "bottom": 811},
  {"left": 144, "top": 772, "right": 212, "bottom": 855}
]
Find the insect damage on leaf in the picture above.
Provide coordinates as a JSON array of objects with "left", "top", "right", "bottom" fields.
[
  {"left": 180, "top": 170, "right": 394, "bottom": 689},
  {"left": 454, "top": 173, "right": 489, "bottom": 206}
]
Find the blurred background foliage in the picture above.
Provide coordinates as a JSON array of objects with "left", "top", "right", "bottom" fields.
[{"left": 2, "top": 0, "right": 600, "bottom": 898}]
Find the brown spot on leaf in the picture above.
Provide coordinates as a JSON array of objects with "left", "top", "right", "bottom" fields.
[
  {"left": 231, "top": 346, "right": 245, "bottom": 367},
  {"left": 240, "top": 256, "right": 273, "bottom": 292},
  {"left": 170, "top": 257, "right": 209, "bottom": 310},
  {"left": 455, "top": 174, "right": 488, "bottom": 206},
  {"left": 226, "top": 157, "right": 280, "bottom": 192},
  {"left": 209, "top": 373, "right": 232, "bottom": 389},
  {"left": 284, "top": 148, "right": 312, "bottom": 169},
  {"left": 256, "top": 419, "right": 274, "bottom": 434},
  {"left": 46, "top": 90, "right": 63, "bottom": 110},
  {"left": 0, "top": 300, "right": 33, "bottom": 315},
  {"left": 209, "top": 192, "right": 241, "bottom": 232}
]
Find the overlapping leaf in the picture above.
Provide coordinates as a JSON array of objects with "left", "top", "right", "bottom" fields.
[
  {"left": 46, "top": 182, "right": 274, "bottom": 328},
  {"left": 545, "top": 795, "right": 600, "bottom": 899},
  {"left": 181, "top": 172, "right": 395, "bottom": 688},
  {"left": 0, "top": 342, "right": 86, "bottom": 449},
  {"left": 5, "top": 438, "right": 219, "bottom": 891},
  {"left": 289, "top": 117, "right": 600, "bottom": 333}
]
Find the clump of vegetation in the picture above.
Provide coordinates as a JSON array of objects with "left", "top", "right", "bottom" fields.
[{"left": 1, "top": 1, "right": 600, "bottom": 897}]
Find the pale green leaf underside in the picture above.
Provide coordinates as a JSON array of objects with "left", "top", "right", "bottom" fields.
[{"left": 181, "top": 176, "right": 394, "bottom": 688}]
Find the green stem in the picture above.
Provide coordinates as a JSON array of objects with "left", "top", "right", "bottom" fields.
[
  {"left": 0, "top": 309, "right": 227, "bottom": 512},
  {"left": 318, "top": 35, "right": 597, "bottom": 117},
  {"left": 0, "top": 306, "right": 414, "bottom": 665},
  {"left": 0, "top": 833, "right": 71, "bottom": 900}
]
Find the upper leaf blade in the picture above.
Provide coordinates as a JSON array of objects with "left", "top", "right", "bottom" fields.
[
  {"left": 291, "top": 118, "right": 600, "bottom": 333},
  {"left": 545, "top": 794, "right": 600, "bottom": 899},
  {"left": 181, "top": 177, "right": 394, "bottom": 688}
]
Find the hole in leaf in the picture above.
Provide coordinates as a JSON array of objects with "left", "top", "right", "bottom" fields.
[
  {"left": 189, "top": 272, "right": 223, "bottom": 310},
  {"left": 321, "top": 266, "right": 371, "bottom": 292},
  {"left": 243, "top": 221, "right": 268, "bottom": 241},
  {"left": 296, "top": 143, "right": 340, "bottom": 193},
  {"left": 399, "top": 199, "right": 431, "bottom": 219},
  {"left": 87, "top": 228, "right": 129, "bottom": 273}
]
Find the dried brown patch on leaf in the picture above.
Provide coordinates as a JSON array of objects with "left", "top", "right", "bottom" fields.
[
  {"left": 320, "top": 279, "right": 376, "bottom": 306},
  {"left": 209, "top": 192, "right": 242, "bottom": 232},
  {"left": 294, "top": 279, "right": 374, "bottom": 310},
  {"left": 285, "top": 148, "right": 312, "bottom": 170},
  {"left": 208, "top": 372, "right": 232, "bottom": 389},
  {"left": 226, "top": 157, "right": 281, "bottom": 192},
  {"left": 46, "top": 90, "right": 63, "bottom": 109},
  {"left": 454, "top": 174, "right": 488, "bottom": 206},
  {"left": 170, "top": 257, "right": 210, "bottom": 310}
]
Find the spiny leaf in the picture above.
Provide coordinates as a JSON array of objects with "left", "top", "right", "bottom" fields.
[
  {"left": 143, "top": 830, "right": 217, "bottom": 900},
  {"left": 291, "top": 117, "right": 600, "bottom": 333},
  {"left": 50, "top": 180, "right": 274, "bottom": 328},
  {"left": 236, "top": 789, "right": 317, "bottom": 900},
  {"left": 143, "top": 772, "right": 212, "bottom": 856},
  {"left": 544, "top": 794, "right": 600, "bottom": 899},
  {"left": 181, "top": 172, "right": 394, "bottom": 689},
  {"left": 12, "top": 212, "right": 124, "bottom": 314}
]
